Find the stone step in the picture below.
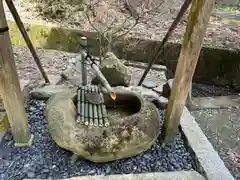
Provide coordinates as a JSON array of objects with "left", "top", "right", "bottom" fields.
[{"left": 24, "top": 170, "right": 205, "bottom": 180}]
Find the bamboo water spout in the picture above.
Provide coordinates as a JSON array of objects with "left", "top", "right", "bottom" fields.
[{"left": 79, "top": 36, "right": 116, "bottom": 101}]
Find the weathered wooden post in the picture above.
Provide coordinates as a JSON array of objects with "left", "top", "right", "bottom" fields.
[
  {"left": 161, "top": 0, "right": 216, "bottom": 144},
  {"left": 0, "top": 0, "right": 33, "bottom": 146}
]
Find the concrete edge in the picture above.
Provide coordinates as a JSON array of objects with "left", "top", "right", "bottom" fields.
[
  {"left": 180, "top": 106, "right": 235, "bottom": 180},
  {"left": 24, "top": 170, "right": 205, "bottom": 180},
  {"left": 188, "top": 95, "right": 240, "bottom": 110}
]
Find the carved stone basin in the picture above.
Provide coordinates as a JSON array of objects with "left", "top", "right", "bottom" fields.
[{"left": 45, "top": 87, "right": 161, "bottom": 163}]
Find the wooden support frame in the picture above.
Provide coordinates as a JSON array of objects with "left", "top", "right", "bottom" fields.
[
  {"left": 161, "top": 0, "right": 216, "bottom": 144},
  {"left": 0, "top": 0, "right": 33, "bottom": 146}
]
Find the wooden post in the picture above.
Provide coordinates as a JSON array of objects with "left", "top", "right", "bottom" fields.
[
  {"left": 161, "top": 0, "right": 216, "bottom": 144},
  {"left": 0, "top": 0, "right": 33, "bottom": 146}
]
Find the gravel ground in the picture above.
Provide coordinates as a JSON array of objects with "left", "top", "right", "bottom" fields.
[
  {"left": 191, "top": 83, "right": 238, "bottom": 97},
  {"left": 2, "top": 45, "right": 239, "bottom": 180},
  {"left": 191, "top": 108, "right": 240, "bottom": 180},
  {"left": 191, "top": 84, "right": 240, "bottom": 179},
  {"left": 0, "top": 99, "right": 194, "bottom": 180}
]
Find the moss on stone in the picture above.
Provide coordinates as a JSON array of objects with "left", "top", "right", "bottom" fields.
[
  {"left": 7, "top": 20, "right": 98, "bottom": 53},
  {"left": 215, "top": 4, "right": 240, "bottom": 14}
]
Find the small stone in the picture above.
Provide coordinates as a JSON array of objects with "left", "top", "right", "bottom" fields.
[
  {"left": 88, "top": 169, "right": 96, "bottom": 175},
  {"left": 42, "top": 169, "right": 50, "bottom": 173},
  {"left": 22, "top": 164, "right": 30, "bottom": 173},
  {"left": 142, "top": 80, "right": 157, "bottom": 89},
  {"left": 105, "top": 165, "right": 111, "bottom": 174},
  {"left": 29, "top": 106, "right": 36, "bottom": 111},
  {"left": 153, "top": 85, "right": 164, "bottom": 94},
  {"left": 162, "top": 79, "right": 174, "bottom": 98},
  {"left": 27, "top": 172, "right": 35, "bottom": 178}
]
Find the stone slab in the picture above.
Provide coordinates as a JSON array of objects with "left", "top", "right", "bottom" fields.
[
  {"left": 180, "top": 107, "right": 235, "bottom": 180},
  {"left": 142, "top": 80, "right": 158, "bottom": 89},
  {"left": 188, "top": 95, "right": 240, "bottom": 110},
  {"left": 153, "top": 84, "right": 165, "bottom": 94},
  {"left": 25, "top": 170, "right": 205, "bottom": 180}
]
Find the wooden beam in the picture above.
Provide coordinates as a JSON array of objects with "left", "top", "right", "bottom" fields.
[
  {"left": 0, "top": 0, "right": 33, "bottom": 146},
  {"left": 161, "top": 0, "right": 216, "bottom": 144}
]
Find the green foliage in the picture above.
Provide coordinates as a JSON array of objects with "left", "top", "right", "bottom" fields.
[{"left": 33, "top": 0, "right": 84, "bottom": 20}]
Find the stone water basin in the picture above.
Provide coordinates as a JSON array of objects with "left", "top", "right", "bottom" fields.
[{"left": 44, "top": 87, "right": 161, "bottom": 163}]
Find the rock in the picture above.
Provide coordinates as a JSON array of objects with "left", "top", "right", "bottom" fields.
[
  {"left": 91, "top": 52, "right": 131, "bottom": 87},
  {"left": 27, "top": 171, "right": 35, "bottom": 178},
  {"left": 158, "top": 96, "right": 168, "bottom": 109},
  {"left": 47, "top": 75, "right": 62, "bottom": 85},
  {"left": 162, "top": 79, "right": 192, "bottom": 104},
  {"left": 41, "top": 169, "right": 50, "bottom": 173},
  {"left": 165, "top": 69, "right": 174, "bottom": 79},
  {"left": 29, "top": 106, "right": 36, "bottom": 112},
  {"left": 120, "top": 86, "right": 163, "bottom": 109},
  {"left": 60, "top": 75, "right": 82, "bottom": 88},
  {"left": 45, "top": 87, "right": 161, "bottom": 163},
  {"left": 22, "top": 79, "right": 42, "bottom": 101},
  {"left": 153, "top": 85, "right": 164, "bottom": 94},
  {"left": 162, "top": 79, "right": 174, "bottom": 98},
  {"left": 30, "top": 85, "right": 70, "bottom": 100},
  {"left": 142, "top": 80, "right": 158, "bottom": 89}
]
